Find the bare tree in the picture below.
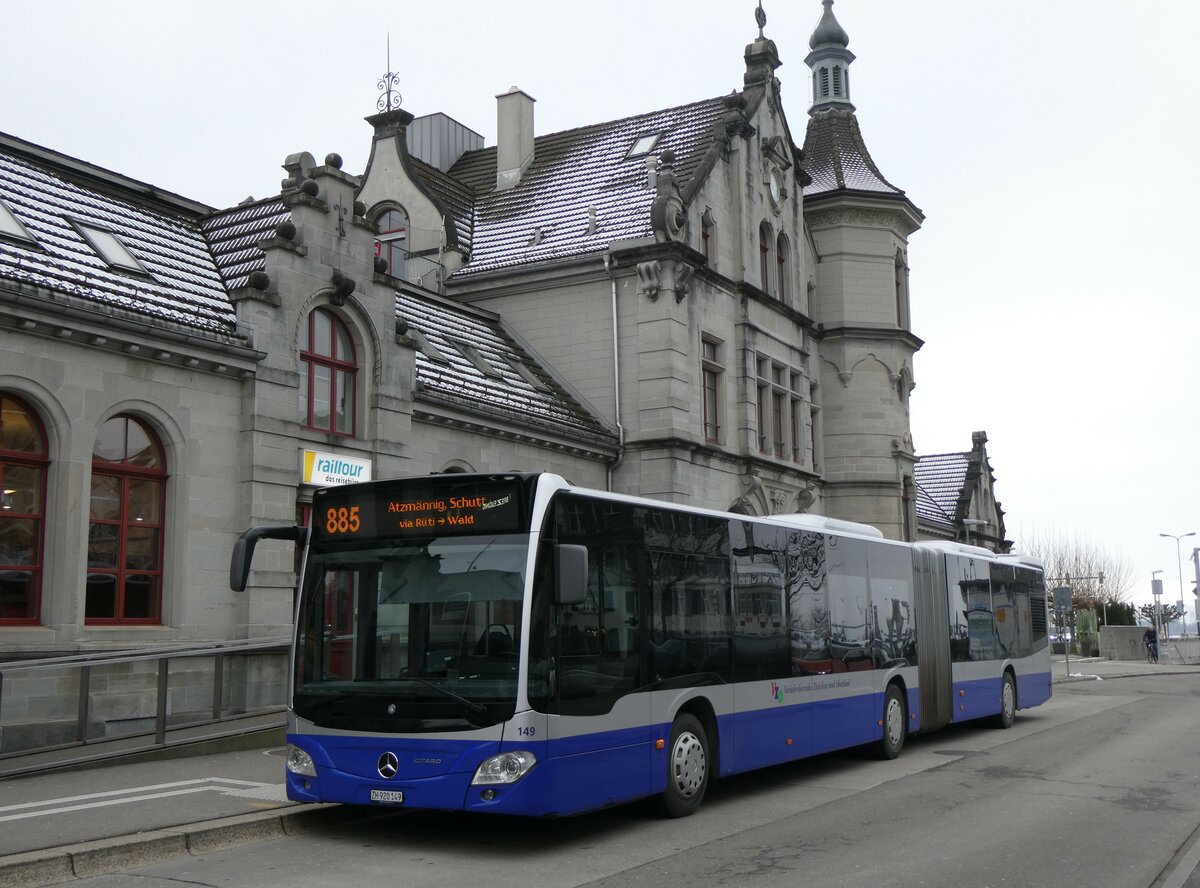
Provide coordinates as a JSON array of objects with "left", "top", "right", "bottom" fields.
[
  {"left": 1014, "top": 528, "right": 1135, "bottom": 609},
  {"left": 1137, "top": 602, "right": 1185, "bottom": 626}
]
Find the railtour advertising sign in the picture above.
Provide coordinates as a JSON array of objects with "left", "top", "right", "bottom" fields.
[{"left": 301, "top": 450, "right": 373, "bottom": 487}]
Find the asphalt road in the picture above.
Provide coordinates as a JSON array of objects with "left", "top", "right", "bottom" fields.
[{"left": 25, "top": 669, "right": 1200, "bottom": 888}]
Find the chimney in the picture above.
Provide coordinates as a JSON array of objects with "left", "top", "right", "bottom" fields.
[{"left": 496, "top": 86, "right": 535, "bottom": 191}]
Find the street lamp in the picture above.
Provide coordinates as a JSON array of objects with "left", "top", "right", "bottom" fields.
[
  {"left": 1152, "top": 570, "right": 1164, "bottom": 650},
  {"left": 1160, "top": 531, "right": 1196, "bottom": 637}
]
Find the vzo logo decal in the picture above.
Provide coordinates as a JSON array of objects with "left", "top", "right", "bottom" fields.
[{"left": 770, "top": 681, "right": 784, "bottom": 704}]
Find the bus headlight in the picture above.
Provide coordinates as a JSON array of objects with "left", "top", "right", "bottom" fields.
[
  {"left": 472, "top": 750, "right": 537, "bottom": 785},
  {"left": 286, "top": 744, "right": 317, "bottom": 777}
]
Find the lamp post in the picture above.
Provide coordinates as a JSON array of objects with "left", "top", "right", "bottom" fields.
[
  {"left": 1160, "top": 531, "right": 1196, "bottom": 637},
  {"left": 1152, "top": 570, "right": 1164, "bottom": 650}
]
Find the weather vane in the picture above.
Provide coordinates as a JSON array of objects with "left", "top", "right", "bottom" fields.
[
  {"left": 755, "top": 2, "right": 767, "bottom": 38},
  {"left": 377, "top": 33, "right": 402, "bottom": 112}
]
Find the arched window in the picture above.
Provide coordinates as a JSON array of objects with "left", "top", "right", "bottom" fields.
[
  {"left": 374, "top": 209, "right": 408, "bottom": 279},
  {"left": 0, "top": 394, "right": 48, "bottom": 624},
  {"left": 87, "top": 415, "right": 166, "bottom": 624},
  {"left": 759, "top": 222, "right": 773, "bottom": 296},
  {"left": 300, "top": 308, "right": 357, "bottom": 436},
  {"left": 776, "top": 233, "right": 790, "bottom": 303}
]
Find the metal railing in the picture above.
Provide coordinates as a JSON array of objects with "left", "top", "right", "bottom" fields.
[{"left": 0, "top": 638, "right": 289, "bottom": 776}]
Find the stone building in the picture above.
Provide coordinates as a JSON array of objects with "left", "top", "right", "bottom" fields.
[
  {"left": 914, "top": 431, "right": 1011, "bottom": 553},
  {"left": 0, "top": 1, "right": 972, "bottom": 654}
]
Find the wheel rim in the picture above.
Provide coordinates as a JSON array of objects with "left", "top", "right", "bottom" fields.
[
  {"left": 670, "top": 730, "right": 706, "bottom": 798},
  {"left": 885, "top": 696, "right": 904, "bottom": 746},
  {"left": 1002, "top": 679, "right": 1015, "bottom": 719}
]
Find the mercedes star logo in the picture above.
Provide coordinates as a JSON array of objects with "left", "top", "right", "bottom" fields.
[{"left": 377, "top": 751, "right": 399, "bottom": 779}]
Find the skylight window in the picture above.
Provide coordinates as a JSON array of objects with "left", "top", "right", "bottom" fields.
[
  {"left": 0, "top": 200, "right": 35, "bottom": 245},
  {"left": 504, "top": 356, "right": 551, "bottom": 392},
  {"left": 72, "top": 221, "right": 147, "bottom": 274},
  {"left": 449, "top": 340, "right": 502, "bottom": 379},
  {"left": 627, "top": 133, "right": 662, "bottom": 158},
  {"left": 408, "top": 328, "right": 450, "bottom": 364}
]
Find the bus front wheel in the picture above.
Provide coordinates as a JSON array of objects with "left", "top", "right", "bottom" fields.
[
  {"left": 661, "top": 713, "right": 709, "bottom": 817},
  {"left": 994, "top": 672, "right": 1016, "bottom": 729},
  {"left": 878, "top": 683, "right": 906, "bottom": 760}
]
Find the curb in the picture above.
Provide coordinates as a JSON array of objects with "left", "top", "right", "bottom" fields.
[{"left": 0, "top": 803, "right": 330, "bottom": 888}]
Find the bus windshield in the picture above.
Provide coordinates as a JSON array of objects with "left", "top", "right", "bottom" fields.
[{"left": 294, "top": 533, "right": 530, "bottom": 732}]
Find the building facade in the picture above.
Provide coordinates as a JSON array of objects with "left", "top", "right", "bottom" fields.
[{"left": 0, "top": 2, "right": 997, "bottom": 655}]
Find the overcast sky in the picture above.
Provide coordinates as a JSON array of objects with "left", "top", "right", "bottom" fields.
[{"left": 5, "top": 1, "right": 1198, "bottom": 612}]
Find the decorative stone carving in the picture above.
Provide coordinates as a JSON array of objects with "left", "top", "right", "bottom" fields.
[
  {"left": 674, "top": 263, "right": 694, "bottom": 303},
  {"left": 637, "top": 260, "right": 661, "bottom": 300},
  {"left": 650, "top": 151, "right": 687, "bottom": 244},
  {"left": 807, "top": 208, "right": 904, "bottom": 230}
]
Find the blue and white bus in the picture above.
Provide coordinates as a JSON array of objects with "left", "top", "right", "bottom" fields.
[{"left": 230, "top": 472, "right": 1051, "bottom": 818}]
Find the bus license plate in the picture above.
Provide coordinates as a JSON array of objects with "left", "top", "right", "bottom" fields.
[{"left": 370, "top": 789, "right": 405, "bottom": 804}]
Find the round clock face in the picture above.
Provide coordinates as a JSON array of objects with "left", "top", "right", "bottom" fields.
[{"left": 769, "top": 169, "right": 784, "bottom": 206}]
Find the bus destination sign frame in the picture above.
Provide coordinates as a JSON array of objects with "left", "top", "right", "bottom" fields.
[{"left": 311, "top": 478, "right": 526, "bottom": 544}]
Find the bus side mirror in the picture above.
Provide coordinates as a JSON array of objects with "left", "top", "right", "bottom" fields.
[
  {"left": 554, "top": 544, "right": 588, "bottom": 606},
  {"left": 230, "top": 525, "right": 306, "bottom": 592}
]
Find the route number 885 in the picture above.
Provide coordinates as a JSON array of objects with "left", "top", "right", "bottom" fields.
[{"left": 325, "top": 505, "right": 361, "bottom": 534}]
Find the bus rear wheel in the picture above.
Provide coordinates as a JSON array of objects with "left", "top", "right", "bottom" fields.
[
  {"left": 877, "top": 683, "right": 906, "bottom": 760},
  {"left": 994, "top": 672, "right": 1016, "bottom": 729},
  {"left": 661, "top": 713, "right": 709, "bottom": 817}
]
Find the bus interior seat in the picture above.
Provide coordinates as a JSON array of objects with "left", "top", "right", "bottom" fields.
[{"left": 475, "top": 629, "right": 513, "bottom": 656}]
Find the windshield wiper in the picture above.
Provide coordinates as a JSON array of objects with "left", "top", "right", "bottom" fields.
[{"left": 398, "top": 676, "right": 488, "bottom": 715}]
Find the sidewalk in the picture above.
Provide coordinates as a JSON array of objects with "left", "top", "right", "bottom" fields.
[{"left": 1052, "top": 653, "right": 1200, "bottom": 683}]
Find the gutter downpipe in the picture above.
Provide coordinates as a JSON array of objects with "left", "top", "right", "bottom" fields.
[{"left": 603, "top": 253, "right": 625, "bottom": 491}]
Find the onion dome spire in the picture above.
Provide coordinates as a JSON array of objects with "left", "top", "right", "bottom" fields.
[{"left": 805, "top": 0, "right": 855, "bottom": 112}]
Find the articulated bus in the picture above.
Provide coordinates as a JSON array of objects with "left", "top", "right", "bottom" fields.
[{"left": 230, "top": 472, "right": 1051, "bottom": 818}]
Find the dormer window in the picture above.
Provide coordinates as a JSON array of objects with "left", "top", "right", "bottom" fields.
[
  {"left": 627, "top": 133, "right": 662, "bottom": 158},
  {"left": 0, "top": 200, "right": 35, "bottom": 245},
  {"left": 374, "top": 208, "right": 408, "bottom": 279},
  {"left": 72, "top": 221, "right": 147, "bottom": 274}
]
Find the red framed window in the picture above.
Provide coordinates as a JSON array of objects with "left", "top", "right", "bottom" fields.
[
  {"left": 300, "top": 308, "right": 357, "bottom": 436},
  {"left": 374, "top": 209, "right": 408, "bottom": 279},
  {"left": 86, "top": 415, "right": 166, "bottom": 624},
  {"left": 0, "top": 394, "right": 48, "bottom": 624}
]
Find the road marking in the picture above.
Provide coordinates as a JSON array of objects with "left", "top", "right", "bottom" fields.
[{"left": 0, "top": 778, "right": 284, "bottom": 824}]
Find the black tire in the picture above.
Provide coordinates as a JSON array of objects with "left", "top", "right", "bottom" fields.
[
  {"left": 660, "top": 713, "right": 709, "bottom": 817},
  {"left": 993, "top": 671, "right": 1016, "bottom": 729},
  {"left": 877, "top": 683, "right": 906, "bottom": 760}
]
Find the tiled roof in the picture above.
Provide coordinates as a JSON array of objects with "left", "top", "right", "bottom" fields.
[
  {"left": 201, "top": 197, "right": 290, "bottom": 291},
  {"left": 913, "top": 451, "right": 968, "bottom": 530},
  {"left": 801, "top": 108, "right": 905, "bottom": 198},
  {"left": 443, "top": 96, "right": 730, "bottom": 276},
  {"left": 398, "top": 291, "right": 614, "bottom": 445},
  {"left": 0, "top": 135, "right": 238, "bottom": 338}
]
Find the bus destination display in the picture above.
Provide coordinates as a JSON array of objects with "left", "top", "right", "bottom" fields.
[{"left": 312, "top": 480, "right": 524, "bottom": 543}]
